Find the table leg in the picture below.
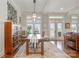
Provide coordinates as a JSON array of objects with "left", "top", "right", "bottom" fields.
[
  {"left": 41, "top": 41, "right": 44, "bottom": 55},
  {"left": 26, "top": 40, "right": 29, "bottom": 55}
]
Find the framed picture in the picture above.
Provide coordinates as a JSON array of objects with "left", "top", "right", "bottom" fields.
[{"left": 65, "top": 23, "right": 70, "bottom": 29}]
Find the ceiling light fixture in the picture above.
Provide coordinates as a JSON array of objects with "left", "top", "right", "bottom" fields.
[
  {"left": 60, "top": 8, "right": 63, "bottom": 10},
  {"left": 32, "top": 0, "right": 37, "bottom": 21}
]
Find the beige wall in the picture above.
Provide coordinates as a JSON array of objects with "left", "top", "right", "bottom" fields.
[
  {"left": 21, "top": 12, "right": 30, "bottom": 31},
  {"left": 8, "top": 0, "right": 22, "bottom": 24},
  {"left": 0, "top": 0, "right": 7, "bottom": 56}
]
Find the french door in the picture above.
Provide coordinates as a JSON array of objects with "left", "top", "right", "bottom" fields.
[
  {"left": 71, "top": 23, "right": 77, "bottom": 32},
  {"left": 27, "top": 23, "right": 41, "bottom": 34},
  {"left": 49, "top": 23, "right": 63, "bottom": 39}
]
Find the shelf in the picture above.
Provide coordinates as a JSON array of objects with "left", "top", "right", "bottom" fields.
[
  {"left": 67, "top": 43, "right": 76, "bottom": 49},
  {"left": 13, "top": 44, "right": 19, "bottom": 51},
  {"left": 13, "top": 40, "right": 18, "bottom": 43},
  {"left": 68, "top": 39, "right": 76, "bottom": 42}
]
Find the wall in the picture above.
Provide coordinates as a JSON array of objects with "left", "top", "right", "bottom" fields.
[
  {"left": 21, "top": 12, "right": 28, "bottom": 31},
  {"left": 0, "top": 0, "right": 21, "bottom": 56},
  {"left": 65, "top": 15, "right": 72, "bottom": 32},
  {"left": 0, "top": 0, "right": 7, "bottom": 56},
  {"left": 8, "top": 0, "right": 22, "bottom": 24},
  {"left": 41, "top": 13, "right": 49, "bottom": 37}
]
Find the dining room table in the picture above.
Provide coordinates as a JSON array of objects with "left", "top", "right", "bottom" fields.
[
  {"left": 25, "top": 33, "right": 44, "bottom": 55},
  {"left": 25, "top": 33, "right": 63, "bottom": 55}
]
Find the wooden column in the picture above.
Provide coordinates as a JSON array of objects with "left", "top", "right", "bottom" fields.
[{"left": 4, "top": 20, "right": 12, "bottom": 54}]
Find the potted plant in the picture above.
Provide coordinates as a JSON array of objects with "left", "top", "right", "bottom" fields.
[{"left": 27, "top": 25, "right": 31, "bottom": 34}]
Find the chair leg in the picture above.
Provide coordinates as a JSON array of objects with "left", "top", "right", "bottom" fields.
[
  {"left": 33, "top": 43, "right": 34, "bottom": 48},
  {"left": 36, "top": 43, "right": 38, "bottom": 48}
]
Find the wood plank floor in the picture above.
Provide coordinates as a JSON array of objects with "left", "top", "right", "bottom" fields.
[
  {"left": 53, "top": 41, "right": 79, "bottom": 58},
  {"left": 1, "top": 40, "right": 79, "bottom": 58},
  {"left": 1, "top": 41, "right": 69, "bottom": 58},
  {"left": 4, "top": 40, "right": 79, "bottom": 58}
]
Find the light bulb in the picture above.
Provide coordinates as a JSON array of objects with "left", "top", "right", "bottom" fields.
[
  {"left": 32, "top": 13, "right": 37, "bottom": 18},
  {"left": 60, "top": 8, "right": 63, "bottom": 10},
  {"left": 34, "top": 18, "right": 36, "bottom": 21}
]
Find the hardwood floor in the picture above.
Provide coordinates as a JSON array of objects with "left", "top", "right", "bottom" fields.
[
  {"left": 2, "top": 40, "right": 79, "bottom": 58},
  {"left": 1, "top": 49, "right": 18, "bottom": 58},
  {"left": 1, "top": 42, "right": 25, "bottom": 58},
  {"left": 1, "top": 41, "right": 70, "bottom": 58},
  {"left": 51, "top": 41, "right": 79, "bottom": 58},
  {"left": 14, "top": 42, "right": 69, "bottom": 58}
]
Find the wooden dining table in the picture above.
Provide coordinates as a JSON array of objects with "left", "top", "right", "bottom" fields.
[
  {"left": 25, "top": 34, "right": 44, "bottom": 55},
  {"left": 25, "top": 34, "right": 63, "bottom": 55}
]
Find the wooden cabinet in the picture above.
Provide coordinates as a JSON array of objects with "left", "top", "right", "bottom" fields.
[
  {"left": 4, "top": 20, "right": 13, "bottom": 54},
  {"left": 4, "top": 20, "right": 23, "bottom": 54},
  {"left": 64, "top": 32, "right": 79, "bottom": 51}
]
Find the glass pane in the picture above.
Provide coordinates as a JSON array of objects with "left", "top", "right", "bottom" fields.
[
  {"left": 27, "top": 19, "right": 33, "bottom": 23},
  {"left": 35, "top": 20, "right": 41, "bottom": 23},
  {"left": 34, "top": 24, "right": 41, "bottom": 34},
  {"left": 57, "top": 23, "right": 63, "bottom": 37},
  {"left": 50, "top": 23, "right": 55, "bottom": 29},
  {"left": 50, "top": 30, "right": 55, "bottom": 38},
  {"left": 27, "top": 24, "right": 33, "bottom": 34},
  {"left": 71, "top": 24, "right": 77, "bottom": 32},
  {"left": 57, "top": 23, "right": 63, "bottom": 32},
  {"left": 50, "top": 23, "right": 55, "bottom": 38}
]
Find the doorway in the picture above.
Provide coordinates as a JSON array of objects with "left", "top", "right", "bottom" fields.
[
  {"left": 49, "top": 23, "right": 63, "bottom": 39},
  {"left": 27, "top": 19, "right": 41, "bottom": 34},
  {"left": 49, "top": 22, "right": 63, "bottom": 48}
]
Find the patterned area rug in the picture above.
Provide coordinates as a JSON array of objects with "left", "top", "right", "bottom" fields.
[
  {"left": 64, "top": 48, "right": 79, "bottom": 58},
  {"left": 14, "top": 42, "right": 70, "bottom": 58},
  {"left": 64, "top": 50, "right": 76, "bottom": 56}
]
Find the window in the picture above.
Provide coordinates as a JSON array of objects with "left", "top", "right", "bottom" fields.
[
  {"left": 49, "top": 16, "right": 64, "bottom": 19},
  {"left": 26, "top": 17, "right": 41, "bottom": 34},
  {"left": 72, "top": 16, "right": 78, "bottom": 19},
  {"left": 71, "top": 24, "right": 77, "bottom": 32}
]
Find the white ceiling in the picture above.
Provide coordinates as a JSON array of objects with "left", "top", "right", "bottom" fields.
[{"left": 13, "top": 0, "right": 79, "bottom": 13}]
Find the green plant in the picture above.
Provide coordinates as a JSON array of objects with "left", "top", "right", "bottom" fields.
[{"left": 27, "top": 25, "right": 31, "bottom": 34}]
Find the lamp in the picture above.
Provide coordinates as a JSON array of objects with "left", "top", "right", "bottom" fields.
[{"left": 32, "top": 0, "right": 37, "bottom": 21}]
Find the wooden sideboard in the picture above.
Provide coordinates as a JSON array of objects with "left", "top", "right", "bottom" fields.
[
  {"left": 64, "top": 32, "right": 79, "bottom": 51},
  {"left": 4, "top": 20, "right": 25, "bottom": 54},
  {"left": 4, "top": 20, "right": 13, "bottom": 54},
  {"left": 25, "top": 34, "right": 44, "bottom": 55}
]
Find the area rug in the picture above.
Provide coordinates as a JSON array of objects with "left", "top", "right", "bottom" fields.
[{"left": 64, "top": 47, "right": 79, "bottom": 58}]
